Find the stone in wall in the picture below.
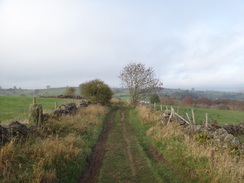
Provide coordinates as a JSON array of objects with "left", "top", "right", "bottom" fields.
[
  {"left": 53, "top": 103, "right": 77, "bottom": 116},
  {"left": 0, "top": 125, "right": 10, "bottom": 145},
  {"left": 8, "top": 121, "right": 29, "bottom": 138},
  {"left": 213, "top": 128, "right": 240, "bottom": 148},
  {"left": 80, "top": 100, "right": 91, "bottom": 108}
]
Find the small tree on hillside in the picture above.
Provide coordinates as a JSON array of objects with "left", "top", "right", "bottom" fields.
[
  {"left": 150, "top": 94, "right": 160, "bottom": 104},
  {"left": 80, "top": 79, "right": 113, "bottom": 105},
  {"left": 119, "top": 63, "right": 163, "bottom": 105},
  {"left": 64, "top": 87, "right": 76, "bottom": 96}
]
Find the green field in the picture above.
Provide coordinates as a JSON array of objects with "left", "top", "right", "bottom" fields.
[
  {"left": 0, "top": 96, "right": 76, "bottom": 123},
  {"left": 155, "top": 105, "right": 244, "bottom": 125},
  {"left": 1, "top": 95, "right": 244, "bottom": 126}
]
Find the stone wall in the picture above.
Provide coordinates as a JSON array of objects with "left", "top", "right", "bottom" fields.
[
  {"left": 162, "top": 109, "right": 244, "bottom": 154},
  {"left": 0, "top": 100, "right": 91, "bottom": 146},
  {"left": 0, "top": 121, "right": 30, "bottom": 145}
]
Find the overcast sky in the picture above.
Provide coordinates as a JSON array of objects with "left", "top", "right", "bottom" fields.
[{"left": 1, "top": 0, "right": 244, "bottom": 91}]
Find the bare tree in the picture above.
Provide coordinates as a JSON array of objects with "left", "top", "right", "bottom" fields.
[{"left": 119, "top": 63, "right": 163, "bottom": 105}]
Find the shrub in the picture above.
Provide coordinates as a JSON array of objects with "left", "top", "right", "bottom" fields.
[
  {"left": 64, "top": 87, "right": 76, "bottom": 96},
  {"left": 80, "top": 79, "right": 113, "bottom": 105},
  {"left": 150, "top": 94, "right": 160, "bottom": 104}
]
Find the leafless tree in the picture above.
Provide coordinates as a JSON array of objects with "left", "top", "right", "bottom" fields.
[{"left": 119, "top": 63, "right": 163, "bottom": 105}]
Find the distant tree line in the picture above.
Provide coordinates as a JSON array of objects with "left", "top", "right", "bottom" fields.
[
  {"left": 182, "top": 96, "right": 244, "bottom": 111},
  {"left": 160, "top": 95, "right": 244, "bottom": 111}
]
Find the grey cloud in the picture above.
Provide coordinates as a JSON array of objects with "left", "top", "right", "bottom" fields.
[{"left": 1, "top": 0, "right": 244, "bottom": 90}]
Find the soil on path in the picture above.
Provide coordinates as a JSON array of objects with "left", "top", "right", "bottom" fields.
[
  {"left": 79, "top": 106, "right": 175, "bottom": 183},
  {"left": 79, "top": 112, "right": 114, "bottom": 183},
  {"left": 97, "top": 108, "right": 163, "bottom": 183}
]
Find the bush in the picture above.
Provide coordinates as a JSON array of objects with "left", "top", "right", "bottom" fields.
[
  {"left": 80, "top": 79, "right": 113, "bottom": 105},
  {"left": 64, "top": 87, "right": 76, "bottom": 96},
  {"left": 150, "top": 94, "right": 160, "bottom": 104}
]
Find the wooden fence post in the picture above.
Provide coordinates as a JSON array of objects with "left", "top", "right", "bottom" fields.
[
  {"left": 191, "top": 109, "right": 196, "bottom": 125},
  {"left": 29, "top": 104, "right": 43, "bottom": 128},
  {"left": 33, "top": 97, "right": 36, "bottom": 104},
  {"left": 171, "top": 107, "right": 175, "bottom": 117},
  {"left": 186, "top": 113, "right": 192, "bottom": 125},
  {"left": 167, "top": 107, "right": 174, "bottom": 125},
  {"left": 160, "top": 105, "right": 162, "bottom": 111},
  {"left": 205, "top": 113, "right": 208, "bottom": 127}
]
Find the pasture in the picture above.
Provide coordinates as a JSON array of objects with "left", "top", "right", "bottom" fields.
[
  {"left": 0, "top": 96, "right": 75, "bottom": 123},
  {"left": 1, "top": 95, "right": 243, "bottom": 125},
  {"left": 155, "top": 105, "right": 244, "bottom": 125}
]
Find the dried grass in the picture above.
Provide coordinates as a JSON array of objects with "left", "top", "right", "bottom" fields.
[
  {"left": 0, "top": 104, "right": 108, "bottom": 182},
  {"left": 137, "top": 104, "right": 163, "bottom": 123},
  {"left": 110, "top": 98, "right": 121, "bottom": 103},
  {"left": 0, "top": 140, "right": 15, "bottom": 179},
  {"left": 138, "top": 105, "right": 244, "bottom": 183},
  {"left": 30, "top": 134, "right": 82, "bottom": 166}
]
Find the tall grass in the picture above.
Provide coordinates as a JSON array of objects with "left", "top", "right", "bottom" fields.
[
  {"left": 137, "top": 104, "right": 163, "bottom": 124},
  {"left": 137, "top": 105, "right": 244, "bottom": 183},
  {"left": 0, "top": 104, "right": 108, "bottom": 183}
]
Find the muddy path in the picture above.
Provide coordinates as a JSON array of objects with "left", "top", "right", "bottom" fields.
[
  {"left": 78, "top": 111, "right": 115, "bottom": 183},
  {"left": 79, "top": 106, "right": 176, "bottom": 183}
]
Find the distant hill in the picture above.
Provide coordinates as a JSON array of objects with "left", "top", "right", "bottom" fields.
[
  {"left": 159, "top": 88, "right": 244, "bottom": 101},
  {"left": 112, "top": 88, "right": 244, "bottom": 101},
  {"left": 0, "top": 87, "right": 80, "bottom": 97},
  {"left": 1, "top": 87, "right": 244, "bottom": 101}
]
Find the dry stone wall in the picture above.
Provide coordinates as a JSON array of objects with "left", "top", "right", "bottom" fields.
[
  {"left": 162, "top": 109, "right": 244, "bottom": 153},
  {"left": 0, "top": 100, "right": 91, "bottom": 146}
]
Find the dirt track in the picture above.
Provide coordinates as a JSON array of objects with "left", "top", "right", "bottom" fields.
[
  {"left": 79, "top": 107, "right": 174, "bottom": 183},
  {"left": 121, "top": 109, "right": 136, "bottom": 176},
  {"left": 79, "top": 112, "right": 114, "bottom": 183}
]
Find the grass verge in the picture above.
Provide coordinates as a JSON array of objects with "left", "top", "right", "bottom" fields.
[
  {"left": 98, "top": 104, "right": 178, "bottom": 183},
  {"left": 138, "top": 104, "right": 244, "bottom": 183},
  {"left": 0, "top": 104, "right": 109, "bottom": 183},
  {"left": 127, "top": 107, "right": 179, "bottom": 183}
]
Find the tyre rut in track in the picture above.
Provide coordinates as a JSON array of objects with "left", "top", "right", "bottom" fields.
[{"left": 79, "top": 111, "right": 114, "bottom": 183}]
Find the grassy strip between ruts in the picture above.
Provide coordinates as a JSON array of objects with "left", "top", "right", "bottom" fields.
[
  {"left": 0, "top": 104, "right": 109, "bottom": 183},
  {"left": 137, "top": 104, "right": 244, "bottom": 183},
  {"left": 98, "top": 104, "right": 178, "bottom": 183}
]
